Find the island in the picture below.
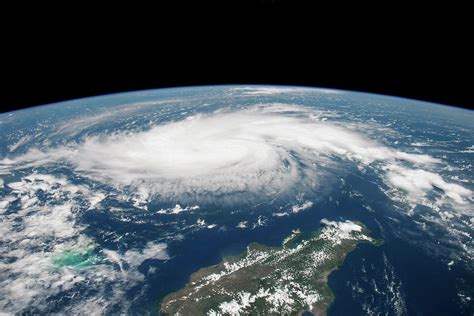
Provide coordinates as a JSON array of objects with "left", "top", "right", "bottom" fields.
[{"left": 160, "top": 219, "right": 382, "bottom": 315}]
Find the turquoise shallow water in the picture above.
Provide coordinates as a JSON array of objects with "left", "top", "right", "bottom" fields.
[{"left": 0, "top": 86, "right": 473, "bottom": 315}]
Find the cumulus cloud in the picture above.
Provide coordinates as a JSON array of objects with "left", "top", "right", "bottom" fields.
[
  {"left": 157, "top": 204, "right": 199, "bottom": 214},
  {"left": 236, "top": 221, "right": 248, "bottom": 229},
  {"left": 291, "top": 201, "right": 314, "bottom": 213},
  {"left": 385, "top": 165, "right": 473, "bottom": 207},
  {"left": 320, "top": 218, "right": 363, "bottom": 234},
  {"left": 319, "top": 219, "right": 372, "bottom": 245}
]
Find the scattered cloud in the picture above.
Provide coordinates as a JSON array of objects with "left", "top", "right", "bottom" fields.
[
  {"left": 0, "top": 173, "right": 168, "bottom": 314},
  {"left": 385, "top": 165, "right": 473, "bottom": 208},
  {"left": 157, "top": 204, "right": 199, "bottom": 215}
]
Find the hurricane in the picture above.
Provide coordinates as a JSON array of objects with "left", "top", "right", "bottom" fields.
[{"left": 2, "top": 104, "right": 458, "bottom": 208}]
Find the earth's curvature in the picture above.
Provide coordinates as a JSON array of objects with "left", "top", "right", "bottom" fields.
[{"left": 0, "top": 85, "right": 473, "bottom": 315}]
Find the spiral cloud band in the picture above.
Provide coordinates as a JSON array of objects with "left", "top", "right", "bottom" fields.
[{"left": 3, "top": 104, "right": 461, "bottom": 207}]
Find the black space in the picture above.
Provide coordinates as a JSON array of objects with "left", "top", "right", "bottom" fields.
[{"left": 2, "top": 4, "right": 473, "bottom": 113}]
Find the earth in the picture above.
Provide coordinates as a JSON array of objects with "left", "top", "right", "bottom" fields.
[{"left": 0, "top": 85, "right": 473, "bottom": 315}]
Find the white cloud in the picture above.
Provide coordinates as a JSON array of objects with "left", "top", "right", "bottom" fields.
[
  {"left": 1, "top": 105, "right": 443, "bottom": 206},
  {"left": 231, "top": 86, "right": 341, "bottom": 95},
  {"left": 157, "top": 204, "right": 199, "bottom": 214},
  {"left": 386, "top": 165, "right": 473, "bottom": 207},
  {"left": 291, "top": 201, "right": 314, "bottom": 213},
  {"left": 320, "top": 218, "right": 363, "bottom": 234},
  {"left": 195, "top": 218, "right": 217, "bottom": 229},
  {"left": 319, "top": 219, "right": 371, "bottom": 245},
  {"left": 393, "top": 151, "right": 441, "bottom": 164},
  {"left": 236, "top": 221, "right": 248, "bottom": 229},
  {"left": 252, "top": 215, "right": 268, "bottom": 229},
  {"left": 0, "top": 173, "right": 169, "bottom": 314},
  {"left": 124, "top": 242, "right": 169, "bottom": 268},
  {"left": 272, "top": 212, "right": 290, "bottom": 217},
  {"left": 460, "top": 145, "right": 474, "bottom": 153}
]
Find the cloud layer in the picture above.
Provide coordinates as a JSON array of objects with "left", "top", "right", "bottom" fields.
[{"left": 2, "top": 104, "right": 453, "bottom": 207}]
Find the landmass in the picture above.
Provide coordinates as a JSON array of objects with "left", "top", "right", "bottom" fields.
[{"left": 160, "top": 219, "right": 382, "bottom": 315}]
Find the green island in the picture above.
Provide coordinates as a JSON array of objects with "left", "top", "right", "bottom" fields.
[
  {"left": 160, "top": 219, "right": 382, "bottom": 316},
  {"left": 52, "top": 241, "right": 102, "bottom": 269}
]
